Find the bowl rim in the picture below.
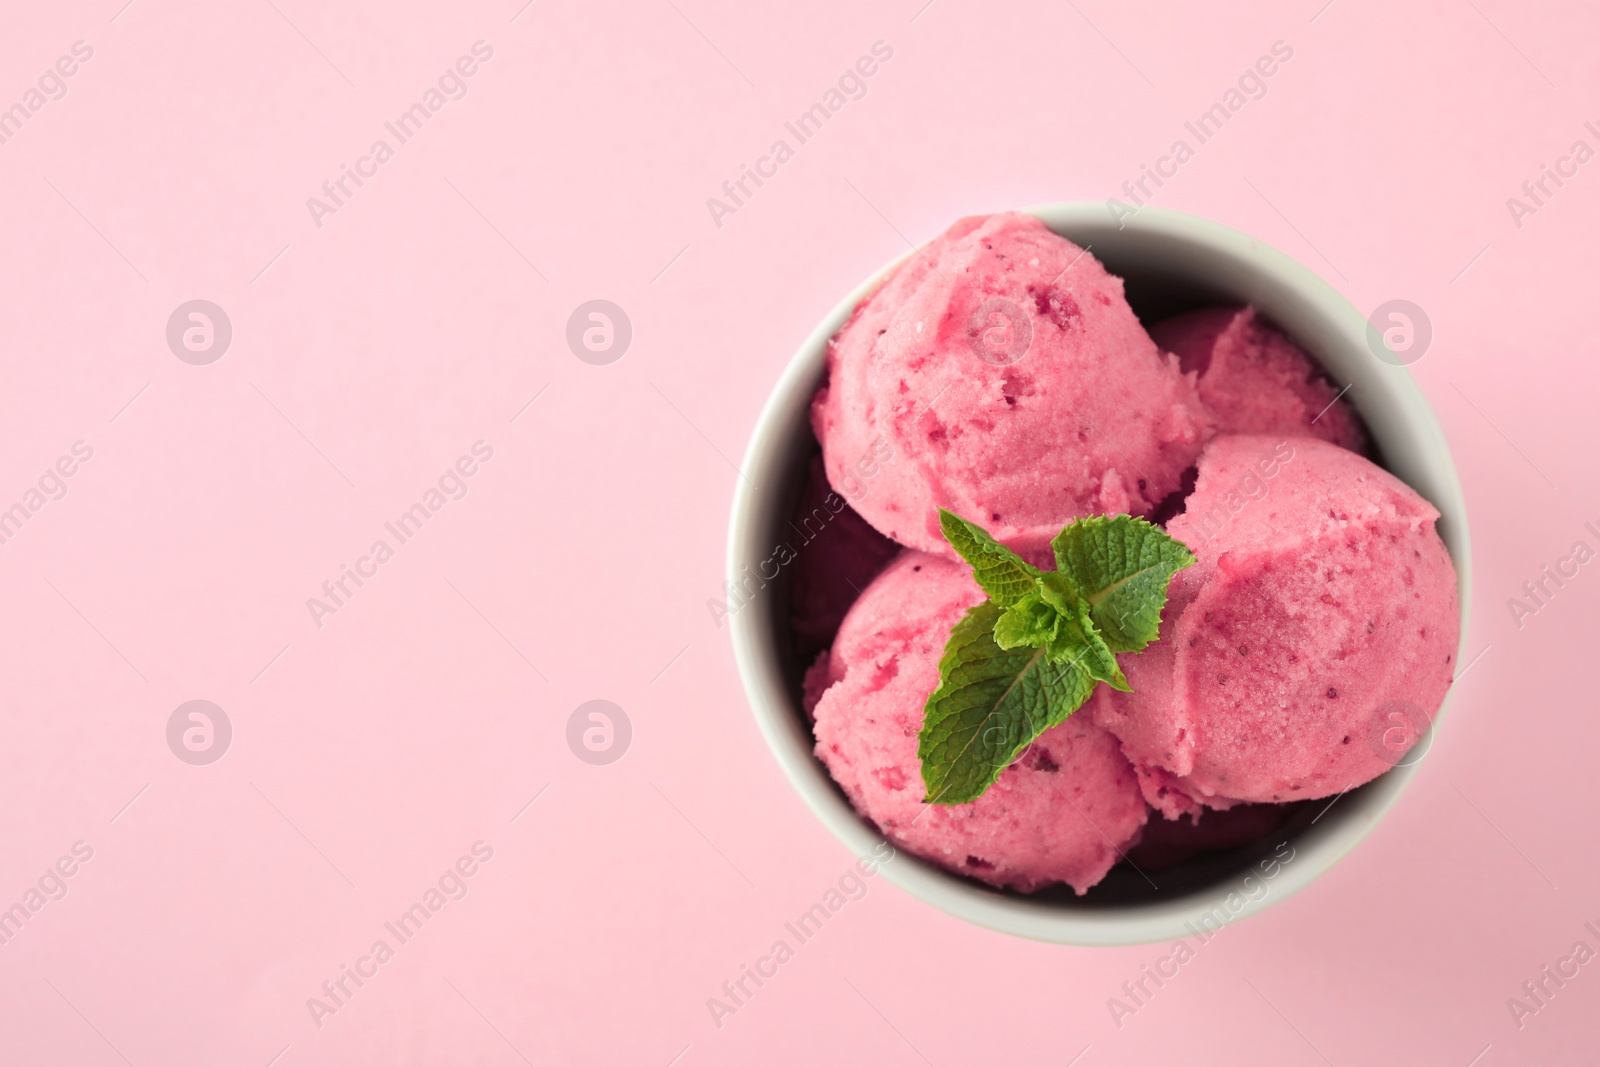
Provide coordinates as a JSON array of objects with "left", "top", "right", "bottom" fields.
[{"left": 727, "top": 201, "right": 1472, "bottom": 946}]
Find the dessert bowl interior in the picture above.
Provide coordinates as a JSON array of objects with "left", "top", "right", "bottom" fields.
[{"left": 729, "top": 203, "right": 1471, "bottom": 945}]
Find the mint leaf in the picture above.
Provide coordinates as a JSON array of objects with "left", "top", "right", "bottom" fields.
[
  {"left": 1031, "top": 571, "right": 1126, "bottom": 689},
  {"left": 993, "top": 591, "right": 1058, "bottom": 650},
  {"left": 1051, "top": 515, "right": 1195, "bottom": 653},
  {"left": 1061, "top": 615, "right": 1130, "bottom": 690},
  {"left": 919, "top": 511, "right": 1193, "bottom": 805},
  {"left": 938, "top": 509, "right": 1039, "bottom": 607},
  {"left": 918, "top": 602, "right": 1098, "bottom": 805}
]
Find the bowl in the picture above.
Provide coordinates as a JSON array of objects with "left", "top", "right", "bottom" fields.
[{"left": 727, "top": 202, "right": 1471, "bottom": 945}]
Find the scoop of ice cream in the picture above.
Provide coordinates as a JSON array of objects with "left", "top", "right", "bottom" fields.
[
  {"left": 810, "top": 550, "right": 1148, "bottom": 894},
  {"left": 1150, "top": 307, "right": 1366, "bottom": 453},
  {"left": 1093, "top": 435, "right": 1458, "bottom": 817},
  {"left": 812, "top": 212, "right": 1213, "bottom": 564}
]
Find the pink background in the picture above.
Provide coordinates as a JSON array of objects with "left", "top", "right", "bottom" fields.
[{"left": 0, "top": 0, "right": 1596, "bottom": 1064}]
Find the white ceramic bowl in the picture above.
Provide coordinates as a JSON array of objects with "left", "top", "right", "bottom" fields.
[{"left": 728, "top": 203, "right": 1471, "bottom": 945}]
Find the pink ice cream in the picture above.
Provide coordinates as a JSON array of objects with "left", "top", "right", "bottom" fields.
[
  {"left": 809, "top": 550, "right": 1148, "bottom": 894},
  {"left": 1150, "top": 306, "right": 1366, "bottom": 453},
  {"left": 1093, "top": 435, "right": 1459, "bottom": 818},
  {"left": 812, "top": 212, "right": 1213, "bottom": 563}
]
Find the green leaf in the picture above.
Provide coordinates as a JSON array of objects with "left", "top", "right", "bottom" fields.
[
  {"left": 1054, "top": 609, "right": 1130, "bottom": 691},
  {"left": 1029, "top": 571, "right": 1125, "bottom": 689},
  {"left": 1051, "top": 515, "right": 1195, "bottom": 653},
  {"left": 1035, "top": 567, "right": 1079, "bottom": 615},
  {"left": 993, "top": 591, "right": 1058, "bottom": 650},
  {"left": 938, "top": 509, "right": 1040, "bottom": 607},
  {"left": 918, "top": 602, "right": 1099, "bottom": 805},
  {"left": 916, "top": 512, "right": 1191, "bottom": 805}
]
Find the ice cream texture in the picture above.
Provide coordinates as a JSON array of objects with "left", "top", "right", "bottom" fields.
[
  {"left": 812, "top": 212, "right": 1213, "bottom": 564},
  {"left": 809, "top": 551, "right": 1148, "bottom": 894},
  {"left": 1092, "top": 435, "right": 1459, "bottom": 817},
  {"left": 1150, "top": 306, "right": 1366, "bottom": 453}
]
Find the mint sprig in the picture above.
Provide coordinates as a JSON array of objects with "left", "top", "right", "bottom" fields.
[
  {"left": 936, "top": 510, "right": 1041, "bottom": 606},
  {"left": 918, "top": 510, "right": 1194, "bottom": 805}
]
